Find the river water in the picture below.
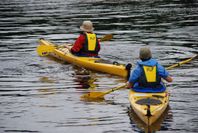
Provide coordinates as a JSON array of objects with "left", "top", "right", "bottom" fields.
[{"left": 0, "top": 0, "right": 198, "bottom": 133}]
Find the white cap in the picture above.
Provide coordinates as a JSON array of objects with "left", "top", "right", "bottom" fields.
[{"left": 80, "top": 20, "right": 94, "bottom": 32}]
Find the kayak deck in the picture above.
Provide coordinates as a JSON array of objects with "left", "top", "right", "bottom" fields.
[
  {"left": 37, "top": 38, "right": 131, "bottom": 78},
  {"left": 129, "top": 90, "right": 169, "bottom": 125},
  {"left": 128, "top": 105, "right": 170, "bottom": 132}
]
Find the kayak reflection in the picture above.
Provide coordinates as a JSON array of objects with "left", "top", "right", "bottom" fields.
[{"left": 72, "top": 66, "right": 97, "bottom": 90}]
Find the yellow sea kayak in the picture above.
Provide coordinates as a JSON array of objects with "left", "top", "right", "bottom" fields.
[
  {"left": 128, "top": 90, "right": 169, "bottom": 125},
  {"left": 37, "top": 38, "right": 131, "bottom": 78}
]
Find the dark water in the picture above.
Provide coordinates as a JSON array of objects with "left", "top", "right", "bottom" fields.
[{"left": 0, "top": 0, "right": 198, "bottom": 133}]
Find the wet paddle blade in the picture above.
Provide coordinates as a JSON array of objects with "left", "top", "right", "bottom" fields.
[
  {"left": 80, "top": 92, "right": 106, "bottom": 99},
  {"left": 36, "top": 45, "right": 55, "bottom": 56},
  {"left": 100, "top": 34, "right": 113, "bottom": 42},
  {"left": 80, "top": 84, "right": 126, "bottom": 100}
]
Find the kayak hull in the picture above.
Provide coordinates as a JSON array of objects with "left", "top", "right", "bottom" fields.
[
  {"left": 38, "top": 39, "right": 129, "bottom": 78},
  {"left": 128, "top": 90, "right": 169, "bottom": 125}
]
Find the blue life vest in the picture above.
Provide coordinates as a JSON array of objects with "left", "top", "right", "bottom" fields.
[{"left": 133, "top": 59, "right": 166, "bottom": 92}]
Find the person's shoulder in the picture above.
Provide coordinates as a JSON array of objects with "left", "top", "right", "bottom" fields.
[
  {"left": 76, "top": 33, "right": 86, "bottom": 41},
  {"left": 78, "top": 31, "right": 86, "bottom": 37},
  {"left": 137, "top": 58, "right": 158, "bottom": 66},
  {"left": 78, "top": 32, "right": 86, "bottom": 38},
  {"left": 148, "top": 58, "right": 158, "bottom": 65},
  {"left": 150, "top": 58, "right": 158, "bottom": 63},
  {"left": 134, "top": 61, "right": 142, "bottom": 69},
  {"left": 136, "top": 60, "right": 141, "bottom": 64}
]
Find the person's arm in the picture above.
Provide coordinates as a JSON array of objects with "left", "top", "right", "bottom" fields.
[
  {"left": 127, "top": 82, "right": 133, "bottom": 89},
  {"left": 70, "top": 34, "right": 85, "bottom": 53},
  {"left": 158, "top": 64, "right": 173, "bottom": 82},
  {"left": 127, "top": 65, "right": 141, "bottom": 88},
  {"left": 164, "top": 76, "right": 173, "bottom": 82},
  {"left": 97, "top": 40, "right": 100, "bottom": 52},
  {"left": 64, "top": 45, "right": 71, "bottom": 50}
]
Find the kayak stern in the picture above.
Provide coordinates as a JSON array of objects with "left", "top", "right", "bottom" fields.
[{"left": 129, "top": 90, "right": 169, "bottom": 125}]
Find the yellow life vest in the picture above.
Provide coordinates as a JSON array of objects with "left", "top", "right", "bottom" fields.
[
  {"left": 143, "top": 66, "right": 157, "bottom": 82},
  {"left": 86, "top": 33, "right": 97, "bottom": 51}
]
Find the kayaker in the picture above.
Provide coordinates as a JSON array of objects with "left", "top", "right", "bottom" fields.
[
  {"left": 127, "top": 47, "right": 173, "bottom": 92},
  {"left": 65, "top": 20, "right": 100, "bottom": 57}
]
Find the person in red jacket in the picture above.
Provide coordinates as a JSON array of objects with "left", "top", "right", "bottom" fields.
[{"left": 66, "top": 21, "right": 100, "bottom": 57}]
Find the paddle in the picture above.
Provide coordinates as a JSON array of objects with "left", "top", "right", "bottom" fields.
[
  {"left": 99, "top": 34, "right": 113, "bottom": 42},
  {"left": 81, "top": 54, "right": 198, "bottom": 100},
  {"left": 80, "top": 84, "right": 126, "bottom": 99},
  {"left": 36, "top": 34, "right": 113, "bottom": 56},
  {"left": 166, "top": 54, "right": 198, "bottom": 70}
]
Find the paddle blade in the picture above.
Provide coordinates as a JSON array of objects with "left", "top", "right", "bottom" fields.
[
  {"left": 80, "top": 92, "right": 106, "bottom": 99},
  {"left": 100, "top": 34, "right": 113, "bottom": 42},
  {"left": 80, "top": 84, "right": 126, "bottom": 100},
  {"left": 36, "top": 45, "right": 55, "bottom": 56}
]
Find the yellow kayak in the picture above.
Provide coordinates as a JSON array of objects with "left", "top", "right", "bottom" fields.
[
  {"left": 128, "top": 105, "right": 170, "bottom": 132},
  {"left": 128, "top": 90, "right": 169, "bottom": 125},
  {"left": 37, "top": 38, "right": 131, "bottom": 78}
]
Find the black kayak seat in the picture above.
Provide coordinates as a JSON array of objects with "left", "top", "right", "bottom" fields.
[{"left": 136, "top": 98, "right": 162, "bottom": 105}]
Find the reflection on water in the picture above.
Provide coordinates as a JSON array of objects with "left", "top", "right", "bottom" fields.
[
  {"left": 72, "top": 67, "right": 97, "bottom": 90},
  {"left": 0, "top": 0, "right": 198, "bottom": 133}
]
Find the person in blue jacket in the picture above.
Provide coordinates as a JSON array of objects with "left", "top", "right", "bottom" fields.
[{"left": 127, "top": 47, "right": 173, "bottom": 92}]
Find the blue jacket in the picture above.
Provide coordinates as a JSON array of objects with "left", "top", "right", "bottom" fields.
[{"left": 128, "top": 58, "right": 169, "bottom": 92}]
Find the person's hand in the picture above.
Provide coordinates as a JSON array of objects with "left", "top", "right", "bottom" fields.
[
  {"left": 126, "top": 82, "right": 133, "bottom": 89},
  {"left": 63, "top": 44, "right": 72, "bottom": 50},
  {"left": 64, "top": 45, "right": 70, "bottom": 49}
]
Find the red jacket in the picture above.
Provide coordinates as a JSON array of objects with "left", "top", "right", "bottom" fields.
[{"left": 71, "top": 33, "right": 100, "bottom": 57}]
